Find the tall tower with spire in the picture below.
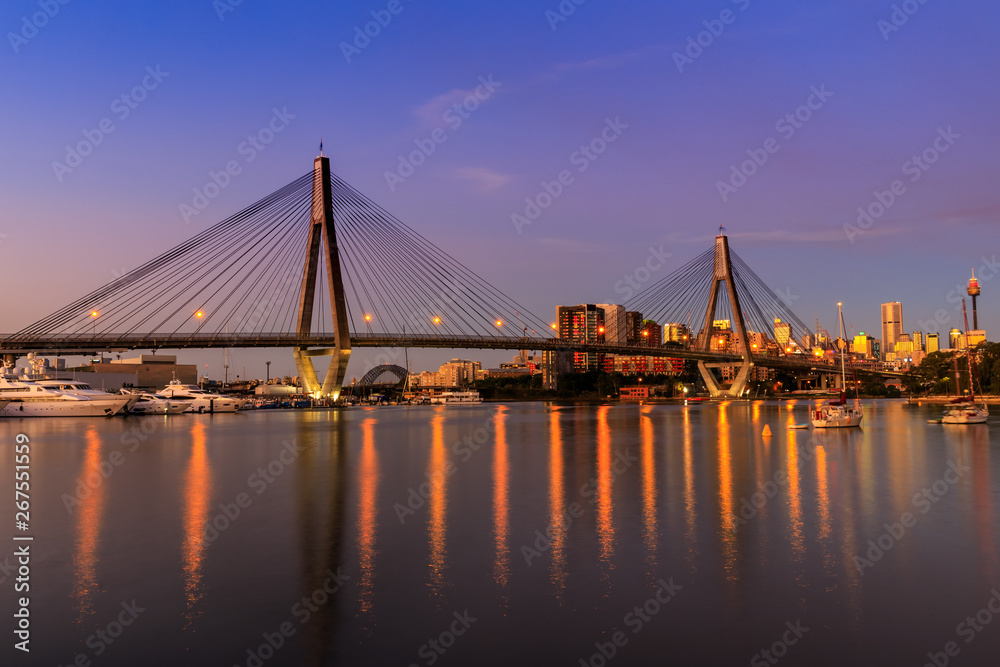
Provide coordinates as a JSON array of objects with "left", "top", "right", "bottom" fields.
[{"left": 968, "top": 269, "right": 981, "bottom": 330}]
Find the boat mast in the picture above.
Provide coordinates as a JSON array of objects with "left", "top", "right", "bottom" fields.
[
  {"left": 961, "top": 299, "right": 976, "bottom": 402},
  {"left": 837, "top": 302, "right": 846, "bottom": 390}
]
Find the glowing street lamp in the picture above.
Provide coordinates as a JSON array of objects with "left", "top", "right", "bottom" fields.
[
  {"left": 195, "top": 310, "right": 204, "bottom": 319},
  {"left": 432, "top": 316, "right": 441, "bottom": 325},
  {"left": 495, "top": 319, "right": 503, "bottom": 328},
  {"left": 90, "top": 310, "right": 98, "bottom": 337}
]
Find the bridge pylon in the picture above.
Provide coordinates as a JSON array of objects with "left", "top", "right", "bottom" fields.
[
  {"left": 697, "top": 235, "right": 754, "bottom": 398},
  {"left": 292, "top": 155, "right": 351, "bottom": 400}
]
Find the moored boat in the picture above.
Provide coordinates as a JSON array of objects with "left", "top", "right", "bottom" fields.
[
  {"left": 159, "top": 380, "right": 244, "bottom": 413},
  {"left": 121, "top": 390, "right": 193, "bottom": 415},
  {"left": 429, "top": 390, "right": 483, "bottom": 405},
  {"left": 812, "top": 302, "right": 863, "bottom": 429},
  {"left": 0, "top": 377, "right": 124, "bottom": 417},
  {"left": 940, "top": 300, "right": 989, "bottom": 425},
  {"left": 35, "top": 379, "right": 134, "bottom": 415}
]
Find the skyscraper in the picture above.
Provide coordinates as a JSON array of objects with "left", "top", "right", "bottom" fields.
[
  {"left": 595, "top": 304, "right": 627, "bottom": 345},
  {"left": 880, "top": 302, "right": 903, "bottom": 361},
  {"left": 556, "top": 304, "right": 605, "bottom": 371},
  {"left": 926, "top": 333, "right": 939, "bottom": 354}
]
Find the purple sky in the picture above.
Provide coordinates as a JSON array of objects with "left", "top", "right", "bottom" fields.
[{"left": 2, "top": 0, "right": 998, "bottom": 379}]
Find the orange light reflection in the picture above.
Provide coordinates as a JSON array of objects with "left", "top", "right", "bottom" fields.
[
  {"left": 358, "top": 417, "right": 379, "bottom": 615},
  {"left": 182, "top": 421, "right": 212, "bottom": 622},
  {"left": 72, "top": 426, "right": 105, "bottom": 621}
]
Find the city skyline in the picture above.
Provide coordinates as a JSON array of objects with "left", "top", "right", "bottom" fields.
[{"left": 2, "top": 1, "right": 998, "bottom": 378}]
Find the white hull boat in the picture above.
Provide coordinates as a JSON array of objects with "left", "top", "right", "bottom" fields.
[
  {"left": 159, "top": 381, "right": 245, "bottom": 413},
  {"left": 811, "top": 302, "right": 863, "bottom": 429},
  {"left": 0, "top": 377, "right": 125, "bottom": 417},
  {"left": 939, "top": 301, "right": 989, "bottom": 426},
  {"left": 35, "top": 380, "right": 134, "bottom": 415},
  {"left": 122, "top": 391, "right": 193, "bottom": 415}
]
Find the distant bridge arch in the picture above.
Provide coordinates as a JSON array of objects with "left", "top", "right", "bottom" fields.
[{"left": 357, "top": 364, "right": 408, "bottom": 387}]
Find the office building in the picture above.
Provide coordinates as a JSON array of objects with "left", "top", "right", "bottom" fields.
[
  {"left": 926, "top": 333, "right": 939, "bottom": 354},
  {"left": 774, "top": 318, "right": 792, "bottom": 349},
  {"left": 557, "top": 304, "right": 605, "bottom": 371},
  {"left": 853, "top": 332, "right": 877, "bottom": 358},
  {"left": 663, "top": 322, "right": 691, "bottom": 346},
  {"left": 949, "top": 328, "right": 962, "bottom": 350},
  {"left": 625, "top": 311, "right": 643, "bottom": 345},
  {"left": 595, "top": 304, "right": 627, "bottom": 345},
  {"left": 881, "top": 302, "right": 903, "bottom": 360},
  {"left": 640, "top": 320, "right": 662, "bottom": 348}
]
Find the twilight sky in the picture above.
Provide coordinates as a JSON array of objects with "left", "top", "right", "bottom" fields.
[{"left": 2, "top": 0, "right": 998, "bottom": 379}]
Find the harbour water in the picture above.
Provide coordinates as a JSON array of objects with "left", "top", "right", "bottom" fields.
[{"left": 2, "top": 400, "right": 999, "bottom": 666}]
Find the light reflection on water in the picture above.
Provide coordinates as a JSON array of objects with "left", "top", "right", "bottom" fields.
[{"left": 6, "top": 400, "right": 1000, "bottom": 666}]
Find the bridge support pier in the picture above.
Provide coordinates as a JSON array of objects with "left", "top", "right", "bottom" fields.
[
  {"left": 697, "top": 235, "right": 754, "bottom": 398},
  {"left": 294, "top": 155, "right": 352, "bottom": 400}
]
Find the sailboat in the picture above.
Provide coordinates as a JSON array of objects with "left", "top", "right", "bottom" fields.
[
  {"left": 812, "top": 302, "right": 863, "bottom": 428},
  {"left": 941, "top": 300, "right": 988, "bottom": 425}
]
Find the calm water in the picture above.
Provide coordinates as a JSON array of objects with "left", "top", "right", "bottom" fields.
[{"left": 2, "top": 401, "right": 999, "bottom": 666}]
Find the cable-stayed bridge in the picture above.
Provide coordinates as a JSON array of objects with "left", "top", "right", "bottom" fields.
[{"left": 1, "top": 156, "right": 857, "bottom": 397}]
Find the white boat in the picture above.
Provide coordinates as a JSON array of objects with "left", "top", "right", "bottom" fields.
[
  {"left": 121, "top": 390, "right": 193, "bottom": 415},
  {"left": 429, "top": 390, "right": 483, "bottom": 405},
  {"left": 159, "top": 380, "right": 244, "bottom": 413},
  {"left": 941, "top": 398, "right": 989, "bottom": 424},
  {"left": 941, "top": 300, "right": 988, "bottom": 425},
  {"left": 812, "top": 302, "right": 863, "bottom": 429},
  {"left": 34, "top": 379, "right": 135, "bottom": 415},
  {"left": 0, "top": 377, "right": 125, "bottom": 417}
]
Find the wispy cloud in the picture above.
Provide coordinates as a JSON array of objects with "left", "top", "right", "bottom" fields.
[
  {"left": 452, "top": 166, "right": 511, "bottom": 193},
  {"left": 413, "top": 80, "right": 500, "bottom": 127},
  {"left": 545, "top": 44, "right": 673, "bottom": 77}
]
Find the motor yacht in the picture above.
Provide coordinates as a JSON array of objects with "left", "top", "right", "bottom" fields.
[
  {"left": 0, "top": 377, "right": 124, "bottom": 417},
  {"left": 120, "top": 390, "right": 193, "bottom": 415},
  {"left": 35, "top": 379, "right": 135, "bottom": 415},
  {"left": 429, "top": 390, "right": 483, "bottom": 405},
  {"left": 159, "top": 380, "right": 244, "bottom": 413}
]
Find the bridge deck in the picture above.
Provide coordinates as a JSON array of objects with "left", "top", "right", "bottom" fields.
[{"left": 0, "top": 332, "right": 862, "bottom": 374}]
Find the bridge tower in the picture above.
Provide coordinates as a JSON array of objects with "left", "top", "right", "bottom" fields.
[
  {"left": 697, "top": 235, "right": 754, "bottom": 397},
  {"left": 292, "top": 155, "right": 352, "bottom": 399}
]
